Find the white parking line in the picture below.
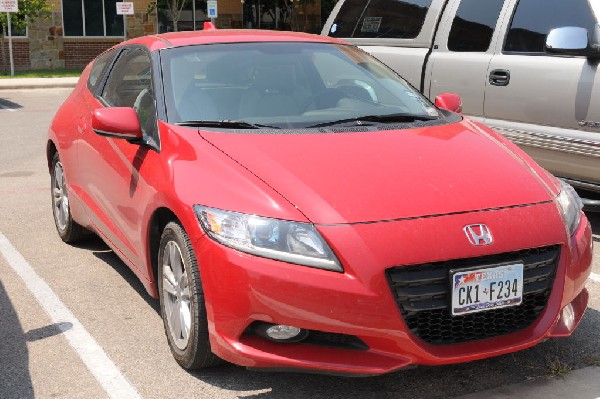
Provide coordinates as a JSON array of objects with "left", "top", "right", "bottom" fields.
[
  {"left": 0, "top": 232, "right": 141, "bottom": 399},
  {"left": 590, "top": 272, "right": 600, "bottom": 283}
]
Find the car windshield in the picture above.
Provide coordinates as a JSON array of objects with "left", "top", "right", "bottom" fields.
[{"left": 161, "top": 42, "right": 440, "bottom": 129}]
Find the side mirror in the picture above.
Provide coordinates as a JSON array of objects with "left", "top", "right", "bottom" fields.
[
  {"left": 545, "top": 27, "right": 600, "bottom": 58},
  {"left": 434, "top": 93, "right": 462, "bottom": 113},
  {"left": 92, "top": 107, "right": 143, "bottom": 141}
]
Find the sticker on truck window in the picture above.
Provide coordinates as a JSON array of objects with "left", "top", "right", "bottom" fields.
[
  {"left": 330, "top": 24, "right": 337, "bottom": 33},
  {"left": 361, "top": 17, "right": 382, "bottom": 33}
]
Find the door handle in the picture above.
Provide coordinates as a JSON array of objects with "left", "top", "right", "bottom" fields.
[{"left": 489, "top": 69, "right": 510, "bottom": 86}]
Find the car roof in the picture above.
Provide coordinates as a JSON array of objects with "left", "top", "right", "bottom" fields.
[{"left": 124, "top": 29, "right": 348, "bottom": 52}]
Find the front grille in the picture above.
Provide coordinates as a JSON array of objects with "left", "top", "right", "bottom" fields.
[{"left": 386, "top": 246, "right": 560, "bottom": 345}]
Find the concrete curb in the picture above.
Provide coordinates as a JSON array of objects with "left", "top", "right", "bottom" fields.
[
  {"left": 0, "top": 77, "right": 79, "bottom": 90},
  {"left": 456, "top": 366, "right": 600, "bottom": 399}
]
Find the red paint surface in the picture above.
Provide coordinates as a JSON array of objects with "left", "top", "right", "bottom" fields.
[
  {"left": 92, "top": 108, "right": 142, "bottom": 138},
  {"left": 435, "top": 93, "right": 463, "bottom": 113}
]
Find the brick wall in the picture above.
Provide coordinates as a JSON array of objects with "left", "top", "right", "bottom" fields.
[
  {"left": 0, "top": 40, "right": 30, "bottom": 71},
  {"left": 64, "top": 40, "right": 121, "bottom": 69}
]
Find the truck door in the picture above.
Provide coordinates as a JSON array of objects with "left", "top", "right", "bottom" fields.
[
  {"left": 483, "top": 0, "right": 600, "bottom": 185},
  {"left": 324, "top": 0, "right": 442, "bottom": 88},
  {"left": 425, "top": 0, "right": 507, "bottom": 117}
]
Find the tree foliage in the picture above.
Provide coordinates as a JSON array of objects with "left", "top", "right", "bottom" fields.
[
  {"left": 0, "top": 0, "right": 52, "bottom": 36},
  {"left": 246, "top": 0, "right": 318, "bottom": 32},
  {"left": 147, "top": 0, "right": 194, "bottom": 32}
]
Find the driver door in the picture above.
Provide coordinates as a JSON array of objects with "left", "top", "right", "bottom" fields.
[{"left": 79, "top": 47, "right": 159, "bottom": 271}]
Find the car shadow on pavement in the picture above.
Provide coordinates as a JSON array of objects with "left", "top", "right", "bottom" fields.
[
  {"left": 0, "top": 98, "right": 23, "bottom": 110},
  {"left": 76, "top": 236, "right": 160, "bottom": 315},
  {"left": 0, "top": 279, "right": 34, "bottom": 399}
]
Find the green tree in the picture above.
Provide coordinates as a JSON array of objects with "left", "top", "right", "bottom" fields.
[
  {"left": 0, "top": 0, "right": 52, "bottom": 35},
  {"left": 1, "top": 0, "right": 52, "bottom": 74},
  {"left": 148, "top": 0, "right": 199, "bottom": 32},
  {"left": 253, "top": 0, "right": 318, "bottom": 32}
]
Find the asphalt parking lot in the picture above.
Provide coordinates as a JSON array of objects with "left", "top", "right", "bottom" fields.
[{"left": 0, "top": 88, "right": 599, "bottom": 399}]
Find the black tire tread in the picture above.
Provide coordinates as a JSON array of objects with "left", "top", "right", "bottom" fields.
[
  {"left": 51, "top": 152, "right": 90, "bottom": 243},
  {"left": 158, "top": 221, "right": 221, "bottom": 369}
]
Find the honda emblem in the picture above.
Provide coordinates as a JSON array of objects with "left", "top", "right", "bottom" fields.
[{"left": 463, "top": 224, "right": 493, "bottom": 246}]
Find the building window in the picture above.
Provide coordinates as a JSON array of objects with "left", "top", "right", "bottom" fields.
[
  {"left": 0, "top": 15, "right": 28, "bottom": 37},
  {"left": 63, "top": 0, "right": 125, "bottom": 37}
]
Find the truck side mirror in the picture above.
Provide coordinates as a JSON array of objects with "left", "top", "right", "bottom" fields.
[
  {"left": 434, "top": 93, "right": 462, "bottom": 113},
  {"left": 545, "top": 27, "right": 600, "bottom": 58}
]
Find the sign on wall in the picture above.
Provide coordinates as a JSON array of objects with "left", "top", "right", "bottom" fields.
[
  {"left": 116, "top": 2, "right": 134, "bottom": 15},
  {"left": 0, "top": 0, "right": 18, "bottom": 12}
]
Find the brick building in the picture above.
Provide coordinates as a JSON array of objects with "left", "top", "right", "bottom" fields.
[{"left": 0, "top": 0, "right": 321, "bottom": 72}]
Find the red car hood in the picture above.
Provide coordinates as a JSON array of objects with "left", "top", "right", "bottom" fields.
[{"left": 199, "top": 120, "right": 554, "bottom": 224}]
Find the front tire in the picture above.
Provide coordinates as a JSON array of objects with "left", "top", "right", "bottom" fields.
[
  {"left": 51, "top": 152, "right": 89, "bottom": 243},
  {"left": 158, "top": 221, "right": 219, "bottom": 369}
]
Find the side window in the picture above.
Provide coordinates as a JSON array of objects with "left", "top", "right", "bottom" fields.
[
  {"left": 88, "top": 48, "right": 118, "bottom": 92},
  {"left": 329, "top": 0, "right": 433, "bottom": 39},
  {"left": 101, "top": 49, "right": 157, "bottom": 137},
  {"left": 448, "top": 0, "right": 504, "bottom": 52},
  {"left": 504, "top": 0, "right": 598, "bottom": 53}
]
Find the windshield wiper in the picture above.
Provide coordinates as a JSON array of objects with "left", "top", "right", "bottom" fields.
[
  {"left": 175, "top": 120, "right": 280, "bottom": 129},
  {"left": 307, "top": 113, "right": 438, "bottom": 128}
]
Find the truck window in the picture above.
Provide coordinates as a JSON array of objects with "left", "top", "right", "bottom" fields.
[
  {"left": 328, "top": 0, "right": 433, "bottom": 39},
  {"left": 504, "top": 0, "right": 598, "bottom": 53},
  {"left": 447, "top": 0, "right": 504, "bottom": 52}
]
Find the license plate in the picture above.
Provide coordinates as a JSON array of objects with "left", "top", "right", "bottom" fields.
[{"left": 451, "top": 263, "right": 524, "bottom": 316}]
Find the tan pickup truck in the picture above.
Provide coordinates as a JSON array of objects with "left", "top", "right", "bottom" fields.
[{"left": 323, "top": 0, "right": 600, "bottom": 208}]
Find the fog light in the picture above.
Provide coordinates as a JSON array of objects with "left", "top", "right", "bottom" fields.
[
  {"left": 253, "top": 322, "right": 308, "bottom": 342},
  {"left": 266, "top": 325, "right": 302, "bottom": 340},
  {"left": 562, "top": 303, "right": 575, "bottom": 331}
]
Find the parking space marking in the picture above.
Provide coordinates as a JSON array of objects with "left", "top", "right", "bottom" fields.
[
  {"left": 590, "top": 272, "right": 600, "bottom": 283},
  {"left": 0, "top": 232, "right": 142, "bottom": 399}
]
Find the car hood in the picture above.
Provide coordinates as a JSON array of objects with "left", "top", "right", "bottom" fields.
[{"left": 198, "top": 120, "right": 554, "bottom": 224}]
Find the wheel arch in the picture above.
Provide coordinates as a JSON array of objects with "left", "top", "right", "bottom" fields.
[
  {"left": 147, "top": 207, "right": 181, "bottom": 297},
  {"left": 47, "top": 140, "right": 58, "bottom": 172}
]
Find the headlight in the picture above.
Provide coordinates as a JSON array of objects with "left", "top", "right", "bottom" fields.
[
  {"left": 194, "top": 206, "right": 342, "bottom": 272},
  {"left": 555, "top": 181, "right": 583, "bottom": 236}
]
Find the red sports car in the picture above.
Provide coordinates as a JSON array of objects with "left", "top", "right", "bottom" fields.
[{"left": 47, "top": 28, "right": 593, "bottom": 375}]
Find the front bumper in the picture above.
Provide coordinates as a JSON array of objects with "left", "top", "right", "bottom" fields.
[{"left": 193, "top": 202, "right": 593, "bottom": 375}]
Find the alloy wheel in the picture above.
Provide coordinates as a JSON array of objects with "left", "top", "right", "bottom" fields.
[
  {"left": 162, "top": 240, "right": 192, "bottom": 350},
  {"left": 52, "top": 161, "right": 69, "bottom": 232}
]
